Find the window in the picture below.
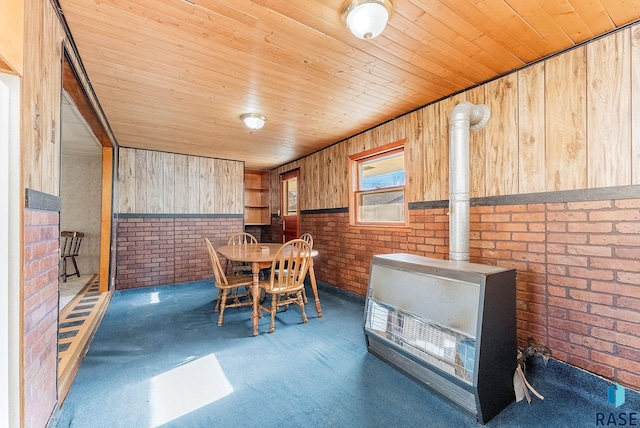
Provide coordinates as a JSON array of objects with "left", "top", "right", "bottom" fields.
[{"left": 349, "top": 140, "right": 406, "bottom": 226}]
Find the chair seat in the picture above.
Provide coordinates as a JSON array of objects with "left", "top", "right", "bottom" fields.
[{"left": 221, "top": 274, "right": 253, "bottom": 289}]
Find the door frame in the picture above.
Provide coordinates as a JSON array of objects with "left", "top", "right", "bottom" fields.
[
  {"left": 0, "top": 72, "right": 21, "bottom": 428},
  {"left": 61, "top": 55, "right": 114, "bottom": 292}
]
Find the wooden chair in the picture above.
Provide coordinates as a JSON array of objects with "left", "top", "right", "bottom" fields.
[
  {"left": 204, "top": 238, "right": 253, "bottom": 326},
  {"left": 258, "top": 239, "right": 312, "bottom": 334},
  {"left": 298, "top": 233, "right": 314, "bottom": 303},
  {"left": 228, "top": 232, "right": 258, "bottom": 246},
  {"left": 60, "top": 231, "right": 84, "bottom": 282},
  {"left": 226, "top": 232, "right": 258, "bottom": 275}
]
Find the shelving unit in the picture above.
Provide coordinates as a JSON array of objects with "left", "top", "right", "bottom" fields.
[
  {"left": 364, "top": 253, "right": 516, "bottom": 425},
  {"left": 244, "top": 168, "right": 270, "bottom": 225}
]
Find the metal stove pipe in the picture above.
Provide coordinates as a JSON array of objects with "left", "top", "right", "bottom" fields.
[{"left": 449, "top": 102, "right": 490, "bottom": 261}]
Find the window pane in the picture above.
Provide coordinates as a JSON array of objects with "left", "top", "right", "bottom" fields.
[
  {"left": 360, "top": 152, "right": 405, "bottom": 191},
  {"left": 357, "top": 190, "right": 405, "bottom": 222},
  {"left": 284, "top": 177, "right": 298, "bottom": 215}
]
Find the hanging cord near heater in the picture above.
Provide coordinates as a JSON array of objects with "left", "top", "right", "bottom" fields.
[{"left": 514, "top": 345, "right": 549, "bottom": 404}]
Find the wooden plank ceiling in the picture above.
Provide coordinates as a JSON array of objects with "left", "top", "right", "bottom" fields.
[{"left": 58, "top": 0, "right": 640, "bottom": 170}]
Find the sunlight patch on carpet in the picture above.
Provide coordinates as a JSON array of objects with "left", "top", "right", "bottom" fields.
[
  {"left": 149, "top": 291, "right": 160, "bottom": 304},
  {"left": 150, "top": 354, "right": 233, "bottom": 426}
]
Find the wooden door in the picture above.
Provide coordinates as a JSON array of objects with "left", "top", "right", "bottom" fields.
[{"left": 281, "top": 169, "right": 300, "bottom": 243}]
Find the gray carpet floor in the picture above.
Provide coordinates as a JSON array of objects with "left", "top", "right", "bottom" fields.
[{"left": 53, "top": 280, "right": 640, "bottom": 427}]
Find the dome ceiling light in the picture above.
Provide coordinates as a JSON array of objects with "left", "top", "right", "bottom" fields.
[
  {"left": 341, "top": 0, "right": 393, "bottom": 40},
  {"left": 240, "top": 113, "right": 266, "bottom": 131}
]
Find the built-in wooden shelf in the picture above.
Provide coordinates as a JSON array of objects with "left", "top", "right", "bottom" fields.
[{"left": 244, "top": 169, "right": 270, "bottom": 225}]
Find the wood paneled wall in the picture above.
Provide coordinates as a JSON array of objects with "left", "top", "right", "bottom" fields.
[
  {"left": 21, "top": 0, "right": 64, "bottom": 195},
  {"left": 272, "top": 24, "right": 640, "bottom": 213},
  {"left": 118, "top": 147, "right": 243, "bottom": 214}
]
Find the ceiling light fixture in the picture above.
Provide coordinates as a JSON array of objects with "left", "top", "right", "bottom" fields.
[
  {"left": 240, "top": 113, "right": 266, "bottom": 131},
  {"left": 341, "top": 0, "right": 393, "bottom": 40}
]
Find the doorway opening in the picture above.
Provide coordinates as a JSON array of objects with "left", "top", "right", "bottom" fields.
[{"left": 57, "top": 55, "right": 114, "bottom": 402}]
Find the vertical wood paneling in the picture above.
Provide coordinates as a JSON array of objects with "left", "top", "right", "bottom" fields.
[
  {"left": 309, "top": 154, "right": 320, "bottom": 211},
  {"left": 22, "top": 0, "right": 43, "bottom": 193},
  {"left": 234, "top": 161, "right": 245, "bottom": 214},
  {"left": 518, "top": 62, "right": 546, "bottom": 193},
  {"left": 466, "top": 86, "right": 487, "bottom": 198},
  {"left": 299, "top": 156, "right": 309, "bottom": 211},
  {"left": 335, "top": 143, "right": 347, "bottom": 208},
  {"left": 174, "top": 154, "right": 189, "bottom": 213},
  {"left": 405, "top": 109, "right": 424, "bottom": 203},
  {"left": 42, "top": 5, "right": 62, "bottom": 195},
  {"left": 147, "top": 150, "right": 163, "bottom": 213},
  {"left": 375, "top": 121, "right": 396, "bottom": 145},
  {"left": 22, "top": 0, "right": 63, "bottom": 195},
  {"left": 633, "top": 25, "right": 640, "bottom": 185},
  {"left": 423, "top": 104, "right": 442, "bottom": 201},
  {"left": 270, "top": 167, "right": 280, "bottom": 214},
  {"left": 394, "top": 115, "right": 407, "bottom": 142},
  {"left": 187, "top": 156, "right": 200, "bottom": 213},
  {"left": 134, "top": 149, "right": 148, "bottom": 213},
  {"left": 545, "top": 47, "right": 587, "bottom": 191},
  {"left": 163, "top": 152, "right": 175, "bottom": 213},
  {"left": 587, "top": 30, "right": 631, "bottom": 187},
  {"left": 216, "top": 159, "right": 233, "bottom": 213},
  {"left": 117, "top": 148, "right": 242, "bottom": 215},
  {"left": 337, "top": 142, "right": 349, "bottom": 208},
  {"left": 321, "top": 149, "right": 331, "bottom": 210},
  {"left": 316, "top": 149, "right": 332, "bottom": 211},
  {"left": 485, "top": 74, "right": 519, "bottom": 196},
  {"left": 322, "top": 146, "right": 335, "bottom": 210},
  {"left": 348, "top": 132, "right": 368, "bottom": 156},
  {"left": 119, "top": 148, "right": 136, "bottom": 213},
  {"left": 199, "top": 157, "right": 215, "bottom": 213},
  {"left": 363, "top": 129, "right": 376, "bottom": 152}
]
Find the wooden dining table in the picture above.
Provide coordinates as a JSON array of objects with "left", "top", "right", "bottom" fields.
[{"left": 216, "top": 243, "right": 322, "bottom": 336}]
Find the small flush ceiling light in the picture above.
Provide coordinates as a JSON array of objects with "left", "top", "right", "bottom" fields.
[
  {"left": 341, "top": 0, "right": 393, "bottom": 40},
  {"left": 240, "top": 113, "right": 266, "bottom": 131}
]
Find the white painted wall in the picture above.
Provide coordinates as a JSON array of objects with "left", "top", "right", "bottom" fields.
[
  {"left": 0, "top": 72, "right": 21, "bottom": 428},
  {"left": 60, "top": 153, "right": 102, "bottom": 275}
]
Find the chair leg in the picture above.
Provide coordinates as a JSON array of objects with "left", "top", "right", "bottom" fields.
[
  {"left": 62, "top": 258, "right": 68, "bottom": 283},
  {"left": 218, "top": 289, "right": 229, "bottom": 326},
  {"left": 214, "top": 293, "right": 221, "bottom": 313},
  {"left": 297, "top": 291, "right": 308, "bottom": 324},
  {"left": 71, "top": 256, "right": 80, "bottom": 277},
  {"left": 269, "top": 293, "right": 278, "bottom": 334}
]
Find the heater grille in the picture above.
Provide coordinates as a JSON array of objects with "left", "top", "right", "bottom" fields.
[
  {"left": 367, "top": 336, "right": 477, "bottom": 414},
  {"left": 366, "top": 299, "right": 475, "bottom": 384}
]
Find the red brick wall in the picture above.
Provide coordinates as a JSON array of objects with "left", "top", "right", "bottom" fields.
[
  {"left": 115, "top": 216, "right": 243, "bottom": 289},
  {"left": 544, "top": 199, "right": 640, "bottom": 389},
  {"left": 23, "top": 208, "right": 59, "bottom": 428},
  {"left": 301, "top": 197, "right": 640, "bottom": 390}
]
